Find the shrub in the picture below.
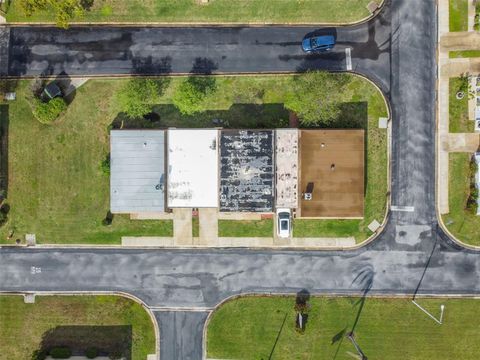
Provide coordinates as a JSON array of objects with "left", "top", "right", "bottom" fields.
[
  {"left": 85, "top": 347, "right": 98, "bottom": 359},
  {"left": 172, "top": 76, "right": 216, "bottom": 115},
  {"left": 101, "top": 154, "right": 110, "bottom": 175},
  {"left": 116, "top": 78, "right": 167, "bottom": 118},
  {"left": 31, "top": 349, "right": 47, "bottom": 360},
  {"left": 49, "top": 346, "right": 72, "bottom": 359},
  {"left": 284, "top": 70, "right": 349, "bottom": 126},
  {"left": 32, "top": 97, "right": 67, "bottom": 124}
]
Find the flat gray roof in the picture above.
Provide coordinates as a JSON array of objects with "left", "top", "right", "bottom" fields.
[{"left": 110, "top": 130, "right": 165, "bottom": 213}]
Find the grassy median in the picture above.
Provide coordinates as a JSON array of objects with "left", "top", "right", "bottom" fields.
[
  {"left": 5, "top": 0, "right": 374, "bottom": 24},
  {"left": 442, "top": 153, "right": 480, "bottom": 246},
  {"left": 207, "top": 295, "right": 480, "bottom": 359},
  {"left": 0, "top": 295, "right": 156, "bottom": 360},
  {"left": 0, "top": 74, "right": 387, "bottom": 244}
]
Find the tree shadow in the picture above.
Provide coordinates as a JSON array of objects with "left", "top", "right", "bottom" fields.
[
  {"left": 110, "top": 103, "right": 289, "bottom": 130},
  {"left": 132, "top": 56, "right": 172, "bottom": 75},
  {"left": 32, "top": 325, "right": 132, "bottom": 360}
]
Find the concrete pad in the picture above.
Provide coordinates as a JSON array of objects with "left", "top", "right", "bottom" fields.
[
  {"left": 217, "top": 212, "right": 263, "bottom": 220},
  {"left": 122, "top": 237, "right": 174, "bottom": 246},
  {"left": 441, "top": 133, "right": 480, "bottom": 152},
  {"left": 368, "top": 219, "right": 381, "bottom": 232},
  {"left": 23, "top": 293, "right": 35, "bottom": 303},
  {"left": 25, "top": 234, "right": 36, "bottom": 246},
  {"left": 130, "top": 212, "right": 174, "bottom": 220},
  {"left": 440, "top": 31, "right": 480, "bottom": 50},
  {"left": 469, "top": 1, "right": 476, "bottom": 31},
  {"left": 366, "top": 1, "right": 379, "bottom": 14},
  {"left": 173, "top": 208, "right": 193, "bottom": 246},
  {"left": 197, "top": 208, "right": 218, "bottom": 246},
  {"left": 290, "top": 237, "right": 355, "bottom": 247},
  {"left": 218, "top": 237, "right": 274, "bottom": 247},
  {"left": 146, "top": 355, "right": 157, "bottom": 360},
  {"left": 378, "top": 117, "right": 388, "bottom": 129}
]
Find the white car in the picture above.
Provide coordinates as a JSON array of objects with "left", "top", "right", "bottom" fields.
[{"left": 276, "top": 208, "right": 291, "bottom": 238}]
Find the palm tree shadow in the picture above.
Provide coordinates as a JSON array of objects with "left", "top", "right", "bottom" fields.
[{"left": 267, "top": 312, "right": 288, "bottom": 360}]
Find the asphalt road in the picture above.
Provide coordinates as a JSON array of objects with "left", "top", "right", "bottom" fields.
[{"left": 1, "top": 1, "right": 477, "bottom": 359}]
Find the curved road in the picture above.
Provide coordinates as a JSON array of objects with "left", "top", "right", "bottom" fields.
[{"left": 1, "top": 1, "right": 478, "bottom": 359}]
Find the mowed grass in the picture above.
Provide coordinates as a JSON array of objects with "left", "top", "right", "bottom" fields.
[
  {"left": 449, "top": 50, "right": 480, "bottom": 58},
  {"left": 207, "top": 296, "right": 480, "bottom": 360},
  {"left": 219, "top": 219, "right": 273, "bottom": 237},
  {"left": 0, "top": 80, "right": 173, "bottom": 245},
  {"left": 0, "top": 295, "right": 156, "bottom": 360},
  {"left": 449, "top": 0, "right": 469, "bottom": 32},
  {"left": 449, "top": 77, "right": 472, "bottom": 133},
  {"left": 6, "top": 0, "right": 373, "bottom": 24},
  {"left": 442, "top": 153, "right": 480, "bottom": 246},
  {"left": 2, "top": 74, "right": 387, "bottom": 243}
]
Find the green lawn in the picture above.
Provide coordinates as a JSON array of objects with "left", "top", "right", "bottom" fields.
[
  {"left": 449, "top": 77, "right": 472, "bottom": 133},
  {"left": 1, "top": 74, "right": 387, "bottom": 244},
  {"left": 0, "top": 295, "right": 156, "bottom": 360},
  {"left": 5, "top": 0, "right": 374, "bottom": 24},
  {"left": 219, "top": 219, "right": 273, "bottom": 237},
  {"left": 449, "top": 50, "right": 480, "bottom": 58},
  {"left": 449, "top": 0, "right": 469, "bottom": 32},
  {"left": 442, "top": 153, "right": 480, "bottom": 246},
  {"left": 0, "top": 81, "right": 173, "bottom": 245},
  {"left": 207, "top": 296, "right": 480, "bottom": 359}
]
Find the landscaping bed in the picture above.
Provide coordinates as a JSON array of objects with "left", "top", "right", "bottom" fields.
[
  {"left": 5, "top": 0, "right": 375, "bottom": 24},
  {"left": 0, "top": 73, "right": 387, "bottom": 244},
  {"left": 0, "top": 295, "right": 156, "bottom": 360},
  {"left": 207, "top": 295, "right": 480, "bottom": 359},
  {"left": 442, "top": 152, "right": 480, "bottom": 246}
]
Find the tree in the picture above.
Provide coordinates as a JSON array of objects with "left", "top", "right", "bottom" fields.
[
  {"left": 285, "top": 70, "right": 349, "bottom": 126},
  {"left": 116, "top": 78, "right": 163, "bottom": 119},
  {"left": 19, "top": 0, "right": 84, "bottom": 29},
  {"left": 172, "top": 76, "right": 216, "bottom": 115},
  {"left": 32, "top": 97, "right": 67, "bottom": 124}
]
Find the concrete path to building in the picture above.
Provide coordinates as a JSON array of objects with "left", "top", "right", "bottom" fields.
[
  {"left": 173, "top": 208, "right": 193, "bottom": 246},
  {"left": 197, "top": 208, "right": 218, "bottom": 246},
  {"left": 441, "top": 133, "right": 480, "bottom": 152},
  {"left": 440, "top": 31, "right": 480, "bottom": 50}
]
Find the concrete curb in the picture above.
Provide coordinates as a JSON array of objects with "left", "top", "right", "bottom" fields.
[
  {"left": 3, "top": 0, "right": 386, "bottom": 29},
  {"left": 202, "top": 291, "right": 480, "bottom": 359},
  {"left": 0, "top": 291, "right": 161, "bottom": 360}
]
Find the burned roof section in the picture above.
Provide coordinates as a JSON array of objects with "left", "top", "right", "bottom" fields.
[{"left": 220, "top": 130, "right": 274, "bottom": 212}]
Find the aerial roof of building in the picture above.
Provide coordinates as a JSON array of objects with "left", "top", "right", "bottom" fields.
[
  {"left": 167, "top": 129, "right": 219, "bottom": 208},
  {"left": 219, "top": 130, "right": 274, "bottom": 212},
  {"left": 110, "top": 130, "right": 165, "bottom": 214},
  {"left": 299, "top": 129, "right": 364, "bottom": 218},
  {"left": 275, "top": 129, "right": 299, "bottom": 209}
]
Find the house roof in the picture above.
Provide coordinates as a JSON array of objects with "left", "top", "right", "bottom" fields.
[
  {"left": 167, "top": 129, "right": 219, "bottom": 208},
  {"left": 110, "top": 130, "right": 165, "bottom": 213},
  {"left": 275, "top": 129, "right": 299, "bottom": 209},
  {"left": 299, "top": 129, "right": 364, "bottom": 218},
  {"left": 219, "top": 130, "right": 274, "bottom": 212}
]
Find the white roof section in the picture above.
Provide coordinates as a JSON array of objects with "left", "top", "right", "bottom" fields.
[
  {"left": 167, "top": 129, "right": 219, "bottom": 208},
  {"left": 275, "top": 129, "right": 299, "bottom": 208},
  {"left": 110, "top": 130, "right": 165, "bottom": 213}
]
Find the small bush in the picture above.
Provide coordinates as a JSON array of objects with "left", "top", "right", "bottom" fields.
[
  {"left": 101, "top": 154, "right": 110, "bottom": 175},
  {"left": 32, "top": 97, "right": 67, "bottom": 124},
  {"left": 85, "top": 347, "right": 98, "bottom": 359},
  {"left": 31, "top": 349, "right": 47, "bottom": 360},
  {"left": 49, "top": 346, "right": 72, "bottom": 359}
]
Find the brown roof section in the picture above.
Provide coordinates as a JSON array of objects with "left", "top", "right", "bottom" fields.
[{"left": 299, "top": 130, "right": 364, "bottom": 218}]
